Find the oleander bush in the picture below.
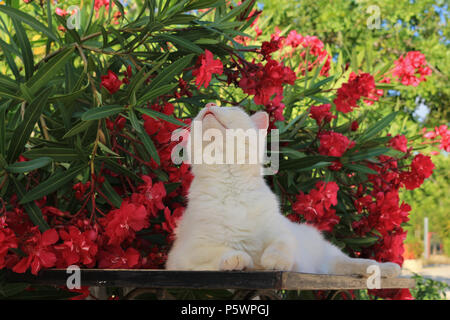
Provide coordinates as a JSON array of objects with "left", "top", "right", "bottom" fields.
[{"left": 0, "top": 0, "right": 446, "bottom": 299}]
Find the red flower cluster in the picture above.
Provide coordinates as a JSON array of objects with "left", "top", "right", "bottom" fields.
[
  {"left": 192, "top": 49, "right": 223, "bottom": 89},
  {"left": 422, "top": 124, "right": 450, "bottom": 152},
  {"left": 388, "top": 135, "right": 408, "bottom": 153},
  {"left": 239, "top": 58, "right": 296, "bottom": 106},
  {"left": 318, "top": 131, "right": 355, "bottom": 157},
  {"left": 392, "top": 51, "right": 432, "bottom": 87},
  {"left": 54, "top": 226, "right": 98, "bottom": 267},
  {"left": 400, "top": 154, "right": 435, "bottom": 190},
  {"left": 334, "top": 72, "right": 376, "bottom": 113},
  {"left": 289, "top": 181, "right": 340, "bottom": 232},
  {"left": 309, "top": 104, "right": 336, "bottom": 126},
  {"left": 100, "top": 70, "right": 123, "bottom": 94},
  {"left": 13, "top": 228, "right": 59, "bottom": 275},
  {"left": 0, "top": 217, "right": 17, "bottom": 269}
]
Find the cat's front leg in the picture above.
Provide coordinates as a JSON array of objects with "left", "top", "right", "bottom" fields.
[
  {"left": 219, "top": 250, "right": 254, "bottom": 270},
  {"left": 260, "top": 235, "right": 296, "bottom": 271}
]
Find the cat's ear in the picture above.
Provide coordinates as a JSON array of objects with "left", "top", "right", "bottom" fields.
[{"left": 250, "top": 111, "right": 269, "bottom": 131}]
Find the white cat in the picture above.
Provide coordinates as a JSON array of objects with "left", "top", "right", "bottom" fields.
[{"left": 166, "top": 104, "right": 401, "bottom": 278}]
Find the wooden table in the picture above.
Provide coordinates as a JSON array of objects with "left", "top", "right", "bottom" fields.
[{"left": 6, "top": 269, "right": 415, "bottom": 299}]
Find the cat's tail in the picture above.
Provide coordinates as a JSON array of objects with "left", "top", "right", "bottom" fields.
[{"left": 328, "top": 248, "right": 401, "bottom": 278}]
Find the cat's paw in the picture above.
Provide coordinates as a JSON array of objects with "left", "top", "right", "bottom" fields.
[
  {"left": 219, "top": 250, "right": 254, "bottom": 271},
  {"left": 260, "top": 247, "right": 294, "bottom": 271},
  {"left": 380, "top": 262, "right": 401, "bottom": 278}
]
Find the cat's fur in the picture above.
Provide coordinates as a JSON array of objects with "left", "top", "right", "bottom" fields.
[{"left": 166, "top": 105, "right": 401, "bottom": 278}]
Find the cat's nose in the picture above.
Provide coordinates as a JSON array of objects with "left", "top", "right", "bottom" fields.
[{"left": 205, "top": 103, "right": 217, "bottom": 109}]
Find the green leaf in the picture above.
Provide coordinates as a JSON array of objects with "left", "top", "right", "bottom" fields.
[
  {"left": 346, "top": 147, "right": 390, "bottom": 162},
  {"left": 81, "top": 105, "right": 124, "bottom": 121},
  {"left": 0, "top": 90, "right": 23, "bottom": 101},
  {"left": 218, "top": 0, "right": 254, "bottom": 23},
  {"left": 22, "top": 147, "right": 82, "bottom": 162},
  {"left": 11, "top": 177, "right": 50, "bottom": 231},
  {"left": 157, "top": 34, "right": 203, "bottom": 54},
  {"left": 135, "top": 107, "right": 187, "bottom": 127},
  {"left": 0, "top": 6, "right": 58, "bottom": 42},
  {"left": 6, "top": 157, "right": 52, "bottom": 173},
  {"left": 147, "top": 54, "right": 195, "bottom": 91},
  {"left": 62, "top": 121, "right": 95, "bottom": 139},
  {"left": 19, "top": 165, "right": 85, "bottom": 204},
  {"left": 280, "top": 155, "right": 334, "bottom": 170},
  {"left": 26, "top": 47, "right": 75, "bottom": 96},
  {"left": 12, "top": 19, "right": 34, "bottom": 80},
  {"left": 135, "top": 83, "right": 178, "bottom": 106},
  {"left": 99, "top": 158, "right": 142, "bottom": 182},
  {"left": 342, "top": 236, "right": 379, "bottom": 246},
  {"left": 7, "top": 87, "right": 52, "bottom": 163},
  {"left": 137, "top": 130, "right": 160, "bottom": 165},
  {"left": 357, "top": 112, "right": 398, "bottom": 143},
  {"left": 101, "top": 178, "right": 122, "bottom": 208},
  {"left": 344, "top": 163, "right": 379, "bottom": 175},
  {"left": 0, "top": 282, "right": 29, "bottom": 298},
  {"left": 128, "top": 109, "right": 143, "bottom": 134}
]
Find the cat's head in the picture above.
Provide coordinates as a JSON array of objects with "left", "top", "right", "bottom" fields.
[{"left": 186, "top": 104, "right": 269, "bottom": 175}]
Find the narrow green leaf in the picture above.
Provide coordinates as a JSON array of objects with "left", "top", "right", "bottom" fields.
[
  {"left": 12, "top": 19, "right": 34, "bottom": 80},
  {"left": 135, "top": 82, "right": 178, "bottom": 106},
  {"left": 344, "top": 163, "right": 379, "bottom": 175},
  {"left": 346, "top": 147, "right": 390, "bottom": 162},
  {"left": 357, "top": 112, "right": 398, "bottom": 143},
  {"left": 99, "top": 158, "right": 142, "bottom": 182},
  {"left": 157, "top": 34, "right": 203, "bottom": 54},
  {"left": 11, "top": 177, "right": 50, "bottom": 231},
  {"left": 22, "top": 147, "right": 82, "bottom": 162},
  {"left": 137, "top": 130, "right": 160, "bottom": 165},
  {"left": 101, "top": 178, "right": 122, "bottom": 208},
  {"left": 63, "top": 120, "right": 95, "bottom": 139},
  {"left": 147, "top": 54, "right": 195, "bottom": 91},
  {"left": 128, "top": 109, "right": 143, "bottom": 133},
  {"left": 26, "top": 47, "right": 75, "bottom": 96},
  {"left": 6, "top": 157, "right": 52, "bottom": 173},
  {"left": 7, "top": 87, "right": 52, "bottom": 163},
  {"left": 218, "top": 0, "right": 253, "bottom": 23},
  {"left": 135, "top": 107, "right": 187, "bottom": 127},
  {"left": 19, "top": 165, "right": 85, "bottom": 204},
  {"left": 0, "top": 6, "right": 58, "bottom": 41},
  {"left": 0, "top": 90, "right": 23, "bottom": 101},
  {"left": 81, "top": 105, "right": 124, "bottom": 121}
]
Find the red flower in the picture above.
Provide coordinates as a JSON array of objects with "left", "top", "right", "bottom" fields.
[
  {"left": 0, "top": 217, "right": 18, "bottom": 269},
  {"left": 328, "top": 160, "right": 343, "bottom": 171},
  {"left": 239, "top": 58, "right": 295, "bottom": 106},
  {"left": 334, "top": 72, "right": 376, "bottom": 113},
  {"left": 422, "top": 125, "right": 450, "bottom": 152},
  {"left": 290, "top": 181, "right": 340, "bottom": 232},
  {"left": 410, "top": 154, "right": 434, "bottom": 179},
  {"left": 318, "top": 131, "right": 355, "bottom": 157},
  {"left": 55, "top": 8, "right": 68, "bottom": 17},
  {"left": 98, "top": 247, "right": 140, "bottom": 269},
  {"left": 350, "top": 120, "right": 359, "bottom": 131},
  {"left": 100, "top": 70, "right": 122, "bottom": 94},
  {"left": 309, "top": 104, "right": 336, "bottom": 126},
  {"left": 94, "top": 0, "right": 110, "bottom": 11},
  {"left": 130, "top": 175, "right": 166, "bottom": 217},
  {"left": 100, "top": 201, "right": 149, "bottom": 246},
  {"left": 388, "top": 135, "right": 408, "bottom": 153},
  {"left": 54, "top": 226, "right": 98, "bottom": 267},
  {"left": 192, "top": 49, "right": 223, "bottom": 89},
  {"left": 162, "top": 207, "right": 184, "bottom": 237},
  {"left": 13, "top": 228, "right": 59, "bottom": 275},
  {"left": 261, "top": 38, "right": 283, "bottom": 59},
  {"left": 393, "top": 51, "right": 432, "bottom": 87}
]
